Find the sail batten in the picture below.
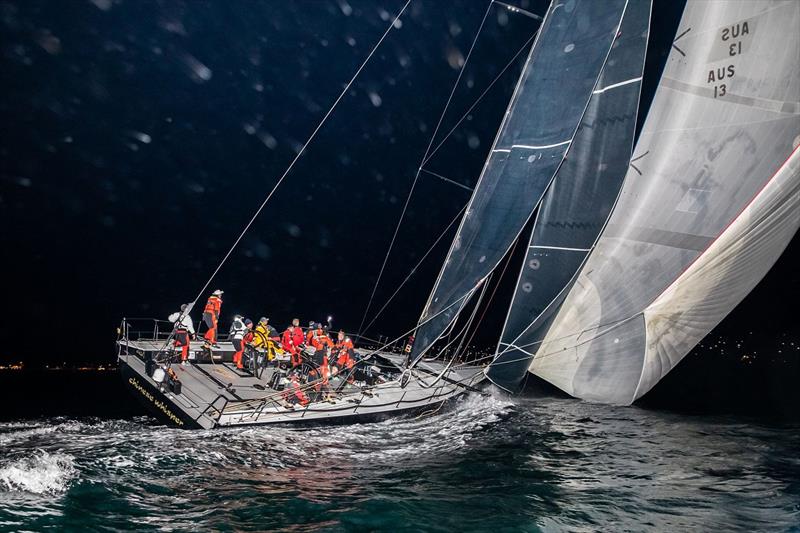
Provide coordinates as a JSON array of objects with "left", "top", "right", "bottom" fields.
[{"left": 409, "top": 0, "right": 631, "bottom": 366}]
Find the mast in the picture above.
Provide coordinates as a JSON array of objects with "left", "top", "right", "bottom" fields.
[
  {"left": 526, "top": 0, "right": 800, "bottom": 404},
  {"left": 408, "top": 0, "right": 631, "bottom": 366},
  {"left": 487, "top": 0, "right": 653, "bottom": 390}
]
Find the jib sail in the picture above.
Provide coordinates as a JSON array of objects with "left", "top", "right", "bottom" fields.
[
  {"left": 487, "top": 0, "right": 652, "bottom": 390},
  {"left": 408, "top": 0, "right": 630, "bottom": 366},
  {"left": 527, "top": 0, "right": 800, "bottom": 404}
]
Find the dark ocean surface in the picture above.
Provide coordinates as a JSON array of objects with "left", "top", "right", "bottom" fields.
[{"left": 1, "top": 387, "right": 799, "bottom": 532}]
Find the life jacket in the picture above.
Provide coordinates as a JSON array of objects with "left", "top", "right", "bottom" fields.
[
  {"left": 252, "top": 324, "right": 271, "bottom": 348},
  {"left": 310, "top": 328, "right": 333, "bottom": 350},
  {"left": 282, "top": 326, "right": 304, "bottom": 353},
  {"left": 230, "top": 317, "right": 246, "bottom": 340},
  {"left": 335, "top": 337, "right": 355, "bottom": 368},
  {"left": 289, "top": 327, "right": 304, "bottom": 347},
  {"left": 204, "top": 296, "right": 222, "bottom": 317}
]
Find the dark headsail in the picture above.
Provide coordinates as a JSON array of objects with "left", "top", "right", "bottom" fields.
[
  {"left": 487, "top": 0, "right": 652, "bottom": 390},
  {"left": 409, "top": 0, "right": 630, "bottom": 366}
]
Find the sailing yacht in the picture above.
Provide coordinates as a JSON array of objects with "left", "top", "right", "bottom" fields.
[{"left": 117, "top": 0, "right": 799, "bottom": 428}]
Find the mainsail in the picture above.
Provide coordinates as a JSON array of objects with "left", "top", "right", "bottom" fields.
[
  {"left": 488, "top": 0, "right": 652, "bottom": 390},
  {"left": 526, "top": 0, "right": 800, "bottom": 404},
  {"left": 409, "top": 0, "right": 630, "bottom": 365}
]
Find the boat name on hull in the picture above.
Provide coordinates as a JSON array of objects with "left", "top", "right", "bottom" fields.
[{"left": 128, "top": 376, "right": 185, "bottom": 427}]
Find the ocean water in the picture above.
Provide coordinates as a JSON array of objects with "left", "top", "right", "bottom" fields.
[{"left": 1, "top": 392, "right": 798, "bottom": 532}]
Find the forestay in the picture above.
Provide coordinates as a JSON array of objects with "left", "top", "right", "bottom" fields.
[
  {"left": 488, "top": 0, "right": 652, "bottom": 390},
  {"left": 528, "top": 0, "right": 800, "bottom": 405},
  {"left": 409, "top": 0, "right": 630, "bottom": 365}
]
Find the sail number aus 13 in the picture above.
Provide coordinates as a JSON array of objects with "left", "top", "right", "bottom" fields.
[{"left": 708, "top": 20, "right": 751, "bottom": 99}]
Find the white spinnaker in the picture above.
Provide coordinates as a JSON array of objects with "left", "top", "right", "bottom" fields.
[{"left": 528, "top": 0, "right": 800, "bottom": 405}]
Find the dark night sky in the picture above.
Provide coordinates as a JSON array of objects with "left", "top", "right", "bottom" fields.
[{"left": 0, "top": 0, "right": 797, "bottom": 372}]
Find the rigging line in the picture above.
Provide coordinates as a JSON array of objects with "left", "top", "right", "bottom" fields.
[
  {"left": 490, "top": 312, "right": 643, "bottom": 367},
  {"left": 364, "top": 29, "right": 539, "bottom": 344},
  {"left": 419, "top": 168, "right": 473, "bottom": 191},
  {"left": 417, "top": 277, "right": 490, "bottom": 389},
  {"left": 153, "top": 0, "right": 413, "bottom": 361},
  {"left": 360, "top": 288, "right": 479, "bottom": 361},
  {"left": 421, "top": 29, "right": 538, "bottom": 167},
  {"left": 356, "top": 0, "right": 494, "bottom": 338},
  {"left": 459, "top": 236, "right": 520, "bottom": 354},
  {"left": 188, "top": 0, "right": 412, "bottom": 309},
  {"left": 361, "top": 202, "right": 469, "bottom": 336}
]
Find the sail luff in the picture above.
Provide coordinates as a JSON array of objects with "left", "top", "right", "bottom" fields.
[
  {"left": 487, "top": 0, "right": 653, "bottom": 390},
  {"left": 408, "top": 0, "right": 632, "bottom": 367}
]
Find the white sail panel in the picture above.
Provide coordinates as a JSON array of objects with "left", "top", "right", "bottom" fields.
[
  {"left": 638, "top": 148, "right": 799, "bottom": 398},
  {"left": 529, "top": 0, "right": 800, "bottom": 404}
]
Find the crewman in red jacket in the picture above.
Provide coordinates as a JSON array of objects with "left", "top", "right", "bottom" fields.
[
  {"left": 283, "top": 373, "right": 309, "bottom": 407},
  {"left": 202, "top": 290, "right": 223, "bottom": 345},
  {"left": 282, "top": 318, "right": 305, "bottom": 367}
]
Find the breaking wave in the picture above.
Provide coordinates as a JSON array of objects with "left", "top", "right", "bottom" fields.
[{"left": 0, "top": 450, "right": 77, "bottom": 495}]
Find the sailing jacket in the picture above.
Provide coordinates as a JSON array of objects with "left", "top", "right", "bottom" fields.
[
  {"left": 282, "top": 326, "right": 305, "bottom": 353},
  {"left": 168, "top": 311, "right": 195, "bottom": 335},
  {"left": 230, "top": 317, "right": 247, "bottom": 341},
  {"left": 203, "top": 296, "right": 222, "bottom": 319}
]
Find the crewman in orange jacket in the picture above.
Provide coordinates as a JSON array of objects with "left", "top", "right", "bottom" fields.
[
  {"left": 309, "top": 349, "right": 333, "bottom": 401},
  {"left": 334, "top": 330, "right": 355, "bottom": 370},
  {"left": 306, "top": 321, "right": 316, "bottom": 346},
  {"left": 202, "top": 290, "right": 223, "bottom": 345},
  {"left": 309, "top": 324, "right": 334, "bottom": 351},
  {"left": 282, "top": 318, "right": 305, "bottom": 367}
]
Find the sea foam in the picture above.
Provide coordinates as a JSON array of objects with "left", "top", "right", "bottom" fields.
[{"left": 0, "top": 450, "right": 77, "bottom": 495}]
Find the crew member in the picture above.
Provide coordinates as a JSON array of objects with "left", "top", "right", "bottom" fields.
[
  {"left": 310, "top": 323, "right": 333, "bottom": 351},
  {"left": 308, "top": 345, "right": 333, "bottom": 402},
  {"left": 202, "top": 290, "right": 223, "bottom": 346},
  {"left": 242, "top": 318, "right": 255, "bottom": 369},
  {"left": 253, "top": 317, "right": 280, "bottom": 362},
  {"left": 306, "top": 321, "right": 316, "bottom": 346},
  {"left": 282, "top": 318, "right": 305, "bottom": 367},
  {"left": 168, "top": 303, "right": 195, "bottom": 364},
  {"left": 284, "top": 372, "right": 309, "bottom": 407},
  {"left": 230, "top": 315, "right": 248, "bottom": 370},
  {"left": 334, "top": 330, "right": 356, "bottom": 375}
]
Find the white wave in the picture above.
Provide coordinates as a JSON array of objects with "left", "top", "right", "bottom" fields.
[
  {"left": 0, "top": 450, "right": 77, "bottom": 495},
  {"left": 0, "top": 421, "right": 80, "bottom": 445}
]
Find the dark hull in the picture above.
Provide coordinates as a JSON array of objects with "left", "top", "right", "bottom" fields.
[{"left": 119, "top": 360, "right": 203, "bottom": 429}]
